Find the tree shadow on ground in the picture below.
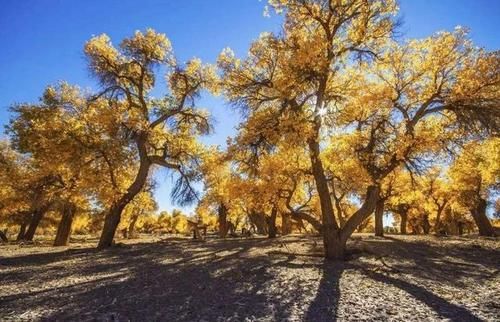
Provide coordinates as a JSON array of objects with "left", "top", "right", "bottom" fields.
[
  {"left": 360, "top": 269, "right": 483, "bottom": 321},
  {"left": 0, "top": 237, "right": 343, "bottom": 321},
  {"left": 1, "top": 235, "right": 497, "bottom": 321},
  {"left": 356, "top": 235, "right": 499, "bottom": 287}
]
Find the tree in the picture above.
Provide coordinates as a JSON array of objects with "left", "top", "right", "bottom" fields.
[
  {"left": 219, "top": 0, "right": 397, "bottom": 258},
  {"left": 83, "top": 29, "right": 216, "bottom": 247},
  {"left": 449, "top": 139, "right": 499, "bottom": 236}
]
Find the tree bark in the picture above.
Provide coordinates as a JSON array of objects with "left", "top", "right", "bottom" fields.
[
  {"left": 267, "top": 207, "right": 278, "bottom": 238},
  {"left": 308, "top": 138, "right": 339, "bottom": 259},
  {"left": 282, "top": 212, "right": 292, "bottom": 235},
  {"left": 54, "top": 202, "right": 76, "bottom": 246},
  {"left": 374, "top": 199, "right": 385, "bottom": 237},
  {"left": 98, "top": 136, "right": 151, "bottom": 248},
  {"left": 16, "top": 221, "right": 27, "bottom": 241},
  {"left": 218, "top": 203, "right": 229, "bottom": 238},
  {"left": 23, "top": 206, "right": 49, "bottom": 241},
  {"left": 400, "top": 211, "right": 408, "bottom": 235},
  {"left": 471, "top": 198, "right": 496, "bottom": 236}
]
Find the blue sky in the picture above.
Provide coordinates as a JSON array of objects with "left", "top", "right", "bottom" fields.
[{"left": 1, "top": 0, "right": 499, "bottom": 217}]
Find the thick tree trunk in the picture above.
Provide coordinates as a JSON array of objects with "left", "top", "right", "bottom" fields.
[
  {"left": 400, "top": 212, "right": 408, "bottom": 235},
  {"left": 98, "top": 136, "right": 151, "bottom": 249},
  {"left": 471, "top": 199, "right": 496, "bottom": 236},
  {"left": 282, "top": 212, "right": 292, "bottom": 235},
  {"left": 308, "top": 138, "right": 339, "bottom": 259},
  {"left": 374, "top": 199, "right": 385, "bottom": 237},
  {"left": 54, "top": 203, "right": 76, "bottom": 246},
  {"left": 127, "top": 214, "right": 140, "bottom": 239},
  {"left": 267, "top": 207, "right": 278, "bottom": 238},
  {"left": 218, "top": 203, "right": 229, "bottom": 238},
  {"left": 24, "top": 207, "right": 47, "bottom": 241},
  {"left": 16, "top": 221, "right": 27, "bottom": 241}
]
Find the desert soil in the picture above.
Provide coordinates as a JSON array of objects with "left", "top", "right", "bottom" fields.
[{"left": 0, "top": 234, "right": 499, "bottom": 321}]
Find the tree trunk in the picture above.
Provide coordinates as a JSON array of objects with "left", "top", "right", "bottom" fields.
[
  {"left": 471, "top": 198, "right": 496, "bottom": 236},
  {"left": 290, "top": 211, "right": 322, "bottom": 233},
  {"left": 422, "top": 213, "right": 431, "bottom": 234},
  {"left": 282, "top": 212, "right": 292, "bottom": 235},
  {"left": 218, "top": 203, "right": 229, "bottom": 238},
  {"left": 400, "top": 211, "right": 408, "bottom": 235},
  {"left": 308, "top": 138, "right": 339, "bottom": 259},
  {"left": 98, "top": 136, "right": 151, "bottom": 248},
  {"left": 127, "top": 213, "right": 140, "bottom": 239},
  {"left": 267, "top": 207, "right": 278, "bottom": 238},
  {"left": 16, "top": 221, "right": 27, "bottom": 241},
  {"left": 54, "top": 203, "right": 76, "bottom": 246},
  {"left": 248, "top": 211, "right": 268, "bottom": 234},
  {"left": 433, "top": 203, "right": 446, "bottom": 233},
  {"left": 24, "top": 207, "right": 47, "bottom": 241},
  {"left": 0, "top": 230, "right": 8, "bottom": 243},
  {"left": 374, "top": 199, "right": 384, "bottom": 237}
]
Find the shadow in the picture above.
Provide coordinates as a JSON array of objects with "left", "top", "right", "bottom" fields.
[
  {"left": 362, "top": 269, "right": 482, "bottom": 321},
  {"left": 304, "top": 261, "right": 344, "bottom": 322},
  {"left": 1, "top": 235, "right": 498, "bottom": 321},
  {"left": 355, "top": 235, "right": 499, "bottom": 287}
]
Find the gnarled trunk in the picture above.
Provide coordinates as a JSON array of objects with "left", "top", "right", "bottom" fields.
[
  {"left": 374, "top": 199, "right": 384, "bottom": 237},
  {"left": 54, "top": 202, "right": 76, "bottom": 246},
  {"left": 471, "top": 198, "right": 496, "bottom": 236}
]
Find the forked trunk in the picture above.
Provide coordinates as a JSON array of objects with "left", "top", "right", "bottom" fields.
[
  {"left": 54, "top": 202, "right": 76, "bottom": 246},
  {"left": 433, "top": 203, "right": 446, "bottom": 233},
  {"left": 471, "top": 199, "right": 496, "bottom": 237},
  {"left": 374, "top": 199, "right": 384, "bottom": 237}
]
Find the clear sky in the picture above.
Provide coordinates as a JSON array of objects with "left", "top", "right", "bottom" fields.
[{"left": 1, "top": 0, "right": 499, "bottom": 217}]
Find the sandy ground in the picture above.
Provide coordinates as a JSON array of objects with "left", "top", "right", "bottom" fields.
[{"left": 0, "top": 234, "right": 499, "bottom": 321}]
